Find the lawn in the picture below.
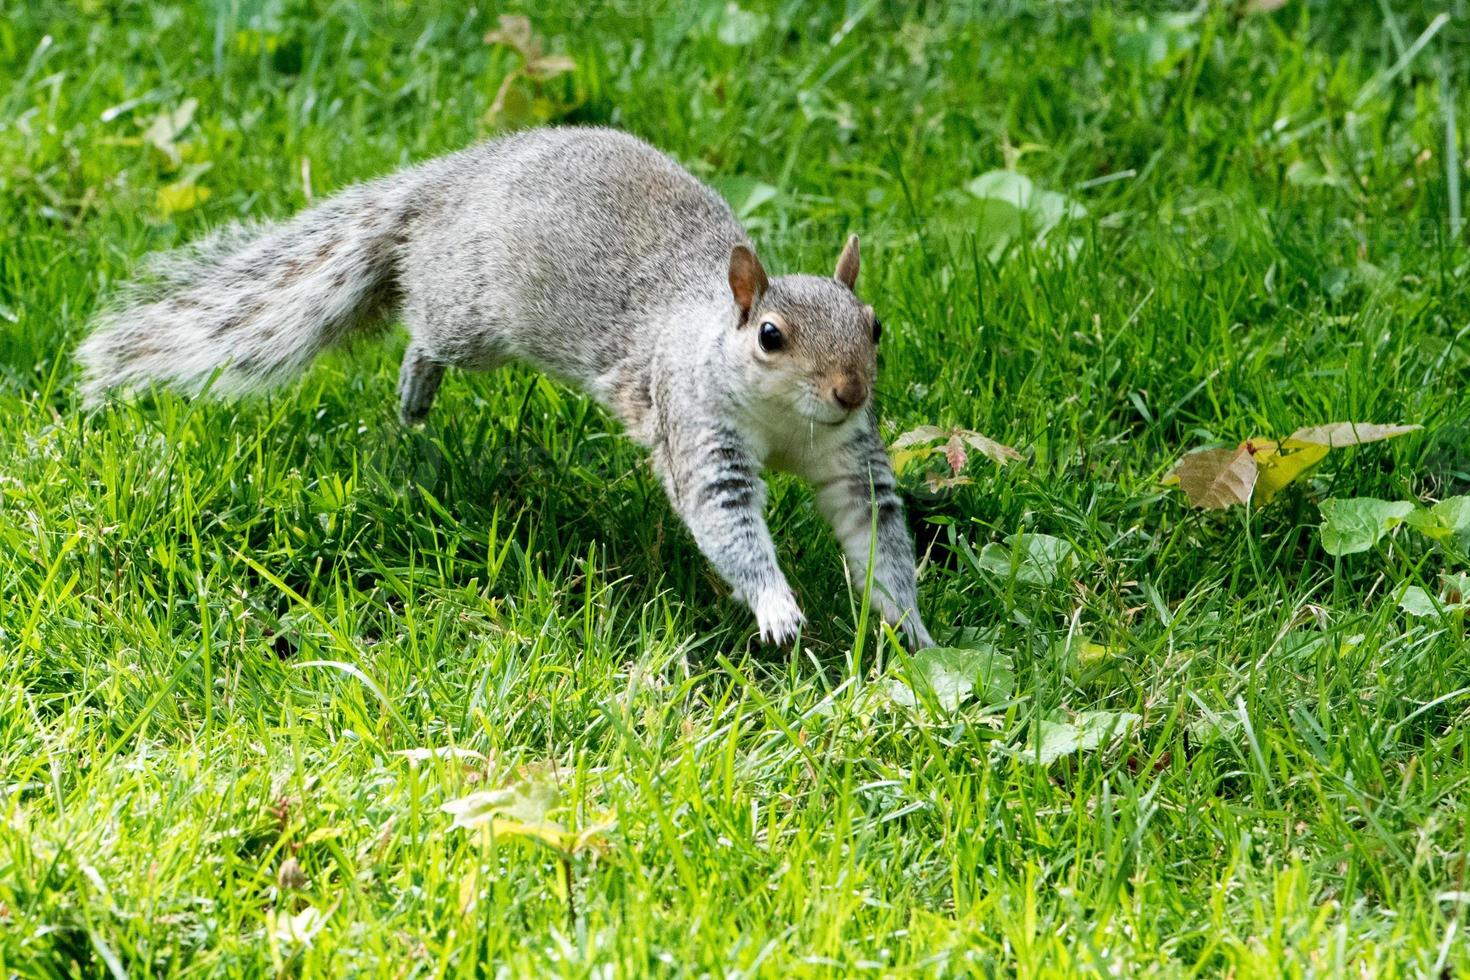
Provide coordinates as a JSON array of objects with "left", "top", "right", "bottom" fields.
[{"left": 3, "top": 0, "right": 1470, "bottom": 975}]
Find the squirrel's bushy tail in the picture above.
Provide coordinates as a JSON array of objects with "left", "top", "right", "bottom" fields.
[{"left": 78, "top": 170, "right": 426, "bottom": 404}]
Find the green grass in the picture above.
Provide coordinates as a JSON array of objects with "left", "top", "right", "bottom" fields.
[{"left": 3, "top": 0, "right": 1470, "bottom": 975}]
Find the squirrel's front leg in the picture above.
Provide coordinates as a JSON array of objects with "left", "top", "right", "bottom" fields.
[
  {"left": 807, "top": 420, "right": 934, "bottom": 649},
  {"left": 654, "top": 423, "right": 804, "bottom": 645}
]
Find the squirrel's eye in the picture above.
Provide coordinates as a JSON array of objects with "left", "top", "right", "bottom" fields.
[
  {"left": 758, "top": 321, "right": 784, "bottom": 353},
  {"left": 872, "top": 318, "right": 883, "bottom": 344}
]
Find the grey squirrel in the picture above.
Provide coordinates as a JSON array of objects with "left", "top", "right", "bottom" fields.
[{"left": 79, "top": 126, "right": 934, "bottom": 649}]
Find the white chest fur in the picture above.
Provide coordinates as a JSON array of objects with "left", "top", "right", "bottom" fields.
[{"left": 745, "top": 400, "right": 863, "bottom": 477}]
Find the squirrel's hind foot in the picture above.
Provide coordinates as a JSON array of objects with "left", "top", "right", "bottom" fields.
[{"left": 398, "top": 347, "right": 445, "bottom": 425}]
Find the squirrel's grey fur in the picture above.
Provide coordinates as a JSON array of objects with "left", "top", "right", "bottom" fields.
[{"left": 78, "top": 127, "right": 934, "bottom": 648}]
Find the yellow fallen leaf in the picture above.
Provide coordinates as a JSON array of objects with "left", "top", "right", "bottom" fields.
[
  {"left": 490, "top": 817, "right": 573, "bottom": 850},
  {"left": 458, "top": 866, "right": 481, "bottom": 915},
  {"left": 1251, "top": 441, "right": 1329, "bottom": 504},
  {"left": 891, "top": 446, "right": 932, "bottom": 474},
  {"left": 1075, "top": 640, "right": 1116, "bottom": 665},
  {"left": 489, "top": 816, "right": 615, "bottom": 855},
  {"left": 157, "top": 180, "right": 211, "bottom": 214},
  {"left": 1167, "top": 421, "right": 1418, "bottom": 510}
]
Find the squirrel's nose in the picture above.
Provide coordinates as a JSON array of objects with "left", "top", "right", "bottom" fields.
[{"left": 830, "top": 374, "right": 869, "bottom": 412}]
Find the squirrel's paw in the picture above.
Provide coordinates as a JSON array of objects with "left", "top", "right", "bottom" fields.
[
  {"left": 901, "top": 618, "right": 936, "bottom": 650},
  {"left": 876, "top": 597, "right": 934, "bottom": 650},
  {"left": 752, "top": 587, "right": 805, "bottom": 646}
]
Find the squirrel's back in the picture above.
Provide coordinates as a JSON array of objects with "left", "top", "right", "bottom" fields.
[
  {"left": 78, "top": 127, "right": 746, "bottom": 403},
  {"left": 402, "top": 128, "right": 748, "bottom": 381}
]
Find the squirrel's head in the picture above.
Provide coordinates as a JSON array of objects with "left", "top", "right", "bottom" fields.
[{"left": 726, "top": 235, "right": 880, "bottom": 426}]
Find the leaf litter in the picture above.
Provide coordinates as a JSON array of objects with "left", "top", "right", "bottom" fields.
[{"left": 1164, "top": 422, "right": 1420, "bottom": 510}]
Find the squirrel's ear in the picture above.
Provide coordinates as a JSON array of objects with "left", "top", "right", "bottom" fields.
[
  {"left": 728, "top": 244, "right": 768, "bottom": 321},
  {"left": 834, "top": 234, "right": 860, "bottom": 290}
]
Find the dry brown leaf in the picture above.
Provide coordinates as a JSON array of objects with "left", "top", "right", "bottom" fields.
[
  {"left": 1283, "top": 422, "right": 1421, "bottom": 449},
  {"left": 525, "top": 54, "right": 576, "bottom": 80},
  {"left": 482, "top": 15, "right": 577, "bottom": 128},
  {"left": 925, "top": 473, "right": 974, "bottom": 492},
  {"left": 485, "top": 15, "right": 537, "bottom": 57},
  {"left": 1167, "top": 446, "right": 1257, "bottom": 510}
]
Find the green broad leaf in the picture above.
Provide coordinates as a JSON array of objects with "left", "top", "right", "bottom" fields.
[
  {"left": 442, "top": 776, "right": 560, "bottom": 830},
  {"left": 1318, "top": 498, "right": 1416, "bottom": 556},
  {"left": 716, "top": 3, "right": 768, "bottom": 46},
  {"left": 270, "top": 906, "right": 329, "bottom": 949},
  {"left": 1398, "top": 585, "right": 1440, "bottom": 618},
  {"left": 888, "top": 644, "right": 1014, "bottom": 712},
  {"left": 1074, "top": 711, "right": 1141, "bottom": 750},
  {"left": 1030, "top": 719, "right": 1083, "bottom": 765},
  {"left": 1430, "top": 497, "right": 1469, "bottom": 540},
  {"left": 141, "top": 98, "right": 197, "bottom": 167},
  {"left": 442, "top": 772, "right": 612, "bottom": 860},
  {"left": 1028, "top": 187, "right": 1087, "bottom": 229},
  {"left": 969, "top": 197, "right": 1028, "bottom": 260},
  {"left": 963, "top": 171, "right": 1085, "bottom": 261},
  {"left": 1397, "top": 578, "right": 1469, "bottom": 618},
  {"left": 966, "top": 170, "right": 1037, "bottom": 209},
  {"left": 710, "top": 176, "right": 779, "bottom": 220},
  {"left": 1187, "top": 708, "right": 1242, "bottom": 746},
  {"left": 1022, "top": 710, "right": 1140, "bottom": 765},
  {"left": 1285, "top": 157, "right": 1350, "bottom": 189},
  {"left": 1445, "top": 572, "right": 1470, "bottom": 602},
  {"left": 975, "top": 532, "right": 1075, "bottom": 586},
  {"left": 1115, "top": 13, "right": 1199, "bottom": 73},
  {"left": 1405, "top": 496, "right": 1470, "bottom": 546}
]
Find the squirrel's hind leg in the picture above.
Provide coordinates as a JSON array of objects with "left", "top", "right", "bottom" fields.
[{"left": 397, "top": 345, "right": 445, "bottom": 426}]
